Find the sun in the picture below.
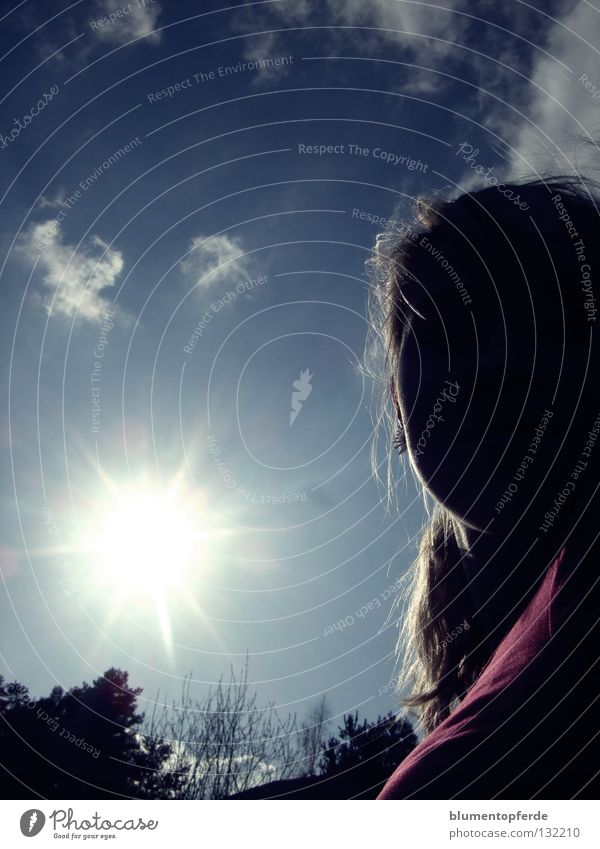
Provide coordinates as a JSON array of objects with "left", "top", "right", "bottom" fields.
[
  {"left": 78, "top": 474, "right": 219, "bottom": 611},
  {"left": 93, "top": 489, "right": 196, "bottom": 596},
  {"left": 71, "top": 469, "right": 233, "bottom": 651}
]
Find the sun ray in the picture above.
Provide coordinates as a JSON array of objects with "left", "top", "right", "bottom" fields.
[{"left": 68, "top": 469, "right": 236, "bottom": 650}]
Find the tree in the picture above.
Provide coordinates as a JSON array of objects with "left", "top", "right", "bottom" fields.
[
  {"left": 0, "top": 669, "right": 181, "bottom": 799},
  {"left": 1, "top": 669, "right": 417, "bottom": 800},
  {"left": 145, "top": 659, "right": 300, "bottom": 798},
  {"left": 319, "top": 711, "right": 417, "bottom": 798},
  {"left": 298, "top": 695, "right": 330, "bottom": 776},
  {"left": 229, "top": 709, "right": 418, "bottom": 799}
]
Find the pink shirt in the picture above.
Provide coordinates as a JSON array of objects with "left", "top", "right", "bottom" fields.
[{"left": 378, "top": 545, "right": 600, "bottom": 799}]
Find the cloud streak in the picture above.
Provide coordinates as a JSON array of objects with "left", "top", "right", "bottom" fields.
[
  {"left": 234, "top": 0, "right": 468, "bottom": 91},
  {"left": 180, "top": 233, "right": 255, "bottom": 293},
  {"left": 90, "top": 0, "right": 162, "bottom": 46}
]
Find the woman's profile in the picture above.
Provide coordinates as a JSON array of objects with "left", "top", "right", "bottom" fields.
[{"left": 368, "top": 179, "right": 600, "bottom": 799}]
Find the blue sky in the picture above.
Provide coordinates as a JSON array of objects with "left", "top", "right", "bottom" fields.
[{"left": 1, "top": 0, "right": 599, "bottom": 728}]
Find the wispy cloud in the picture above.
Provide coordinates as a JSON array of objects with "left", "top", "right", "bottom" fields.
[
  {"left": 449, "top": 2, "right": 600, "bottom": 184},
  {"left": 325, "top": 0, "right": 469, "bottom": 60},
  {"left": 242, "top": 32, "right": 295, "bottom": 86},
  {"left": 506, "top": 1, "right": 600, "bottom": 179},
  {"left": 234, "top": 0, "right": 469, "bottom": 89},
  {"left": 232, "top": 0, "right": 574, "bottom": 124},
  {"left": 17, "top": 221, "right": 123, "bottom": 322},
  {"left": 90, "top": 0, "right": 162, "bottom": 46},
  {"left": 180, "top": 233, "right": 255, "bottom": 292},
  {"left": 37, "top": 191, "right": 68, "bottom": 210},
  {"left": 12, "top": 0, "right": 163, "bottom": 66}
]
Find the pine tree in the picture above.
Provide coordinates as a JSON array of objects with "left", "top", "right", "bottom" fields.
[{"left": 0, "top": 669, "right": 182, "bottom": 799}]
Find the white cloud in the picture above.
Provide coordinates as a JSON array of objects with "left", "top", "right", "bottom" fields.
[
  {"left": 235, "top": 0, "right": 468, "bottom": 80},
  {"left": 232, "top": 0, "right": 578, "bottom": 135},
  {"left": 399, "top": 72, "right": 443, "bottom": 96},
  {"left": 507, "top": 2, "right": 600, "bottom": 179},
  {"left": 327, "top": 0, "right": 468, "bottom": 58},
  {"left": 180, "top": 233, "right": 254, "bottom": 292},
  {"left": 243, "top": 32, "right": 293, "bottom": 86},
  {"left": 17, "top": 220, "right": 123, "bottom": 322},
  {"left": 37, "top": 190, "right": 67, "bottom": 210},
  {"left": 16, "top": 0, "right": 162, "bottom": 64},
  {"left": 91, "top": 0, "right": 162, "bottom": 46}
]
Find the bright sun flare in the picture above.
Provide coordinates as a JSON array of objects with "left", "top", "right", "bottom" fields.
[
  {"left": 95, "top": 491, "right": 196, "bottom": 595},
  {"left": 73, "top": 472, "right": 231, "bottom": 650},
  {"left": 79, "top": 476, "right": 218, "bottom": 613}
]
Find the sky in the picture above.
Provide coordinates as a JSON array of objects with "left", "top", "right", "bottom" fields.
[{"left": 1, "top": 0, "right": 600, "bottom": 731}]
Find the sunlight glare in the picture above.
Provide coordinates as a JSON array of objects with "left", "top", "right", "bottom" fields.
[
  {"left": 95, "top": 490, "right": 195, "bottom": 595},
  {"left": 72, "top": 468, "right": 236, "bottom": 654}
]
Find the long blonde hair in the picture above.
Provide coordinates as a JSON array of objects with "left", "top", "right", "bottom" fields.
[
  {"left": 365, "top": 178, "right": 600, "bottom": 734},
  {"left": 397, "top": 509, "right": 486, "bottom": 733}
]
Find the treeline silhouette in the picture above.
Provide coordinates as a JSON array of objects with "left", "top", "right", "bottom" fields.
[
  {"left": 0, "top": 663, "right": 416, "bottom": 799},
  {"left": 0, "top": 668, "right": 179, "bottom": 799}
]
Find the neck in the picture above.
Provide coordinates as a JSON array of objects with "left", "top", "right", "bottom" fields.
[{"left": 453, "top": 484, "right": 600, "bottom": 641}]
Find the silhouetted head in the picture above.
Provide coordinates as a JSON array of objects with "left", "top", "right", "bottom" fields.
[
  {"left": 381, "top": 179, "right": 600, "bottom": 531},
  {"left": 368, "top": 178, "right": 600, "bottom": 731}
]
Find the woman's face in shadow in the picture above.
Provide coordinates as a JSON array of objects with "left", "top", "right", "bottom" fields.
[{"left": 394, "top": 252, "right": 555, "bottom": 532}]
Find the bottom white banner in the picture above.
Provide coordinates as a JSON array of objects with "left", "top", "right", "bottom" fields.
[{"left": 0, "top": 799, "right": 598, "bottom": 848}]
